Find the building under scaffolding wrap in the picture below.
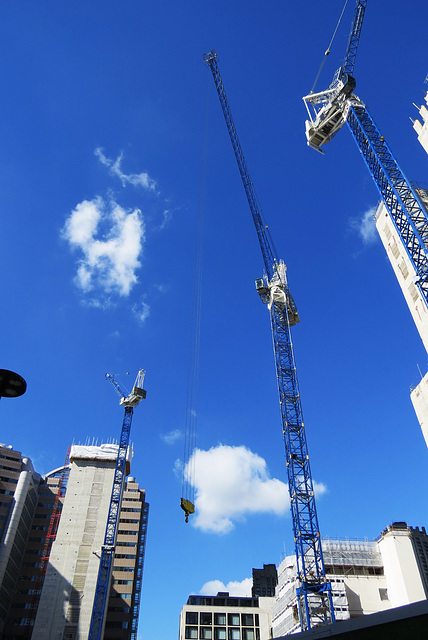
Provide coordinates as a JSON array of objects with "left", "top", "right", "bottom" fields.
[{"left": 271, "top": 522, "right": 428, "bottom": 636}]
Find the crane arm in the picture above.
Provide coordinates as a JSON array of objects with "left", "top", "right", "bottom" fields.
[
  {"left": 340, "top": 0, "right": 367, "bottom": 78},
  {"left": 204, "top": 50, "right": 334, "bottom": 631},
  {"left": 346, "top": 100, "right": 428, "bottom": 300},
  {"left": 89, "top": 370, "right": 146, "bottom": 640},
  {"left": 203, "top": 50, "right": 277, "bottom": 281}
]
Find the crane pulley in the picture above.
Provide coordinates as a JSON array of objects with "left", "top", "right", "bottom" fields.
[{"left": 204, "top": 49, "right": 335, "bottom": 632}]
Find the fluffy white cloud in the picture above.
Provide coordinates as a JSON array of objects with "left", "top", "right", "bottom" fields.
[
  {"left": 199, "top": 578, "right": 252, "bottom": 597},
  {"left": 62, "top": 196, "right": 144, "bottom": 297},
  {"left": 184, "top": 445, "right": 289, "bottom": 534},
  {"left": 95, "top": 147, "right": 157, "bottom": 191},
  {"left": 132, "top": 300, "right": 150, "bottom": 323},
  {"left": 350, "top": 206, "right": 378, "bottom": 245}
]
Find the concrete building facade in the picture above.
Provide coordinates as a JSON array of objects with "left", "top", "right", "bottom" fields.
[
  {"left": 2, "top": 443, "right": 148, "bottom": 640},
  {"left": 271, "top": 522, "right": 428, "bottom": 636},
  {"left": 413, "top": 90, "right": 428, "bottom": 155},
  {"left": 0, "top": 445, "right": 41, "bottom": 636},
  {"left": 375, "top": 192, "right": 428, "bottom": 447},
  {"left": 179, "top": 592, "right": 274, "bottom": 640}
]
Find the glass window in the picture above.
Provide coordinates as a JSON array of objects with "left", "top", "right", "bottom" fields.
[
  {"left": 186, "top": 612, "right": 199, "bottom": 625},
  {"left": 228, "top": 613, "right": 240, "bottom": 626},
  {"left": 214, "top": 613, "right": 226, "bottom": 625},
  {"left": 241, "top": 614, "right": 253, "bottom": 626},
  {"left": 201, "top": 612, "right": 212, "bottom": 625},
  {"left": 214, "top": 629, "right": 226, "bottom": 640},
  {"left": 228, "top": 630, "right": 240, "bottom": 640},
  {"left": 200, "top": 628, "right": 212, "bottom": 639},
  {"left": 243, "top": 630, "right": 254, "bottom": 640},
  {"left": 185, "top": 627, "right": 198, "bottom": 639}
]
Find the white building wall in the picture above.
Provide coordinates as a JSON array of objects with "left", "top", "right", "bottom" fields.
[
  {"left": 375, "top": 201, "right": 428, "bottom": 446},
  {"left": 375, "top": 201, "right": 428, "bottom": 352},
  {"left": 411, "top": 372, "right": 428, "bottom": 447},
  {"left": 378, "top": 527, "right": 426, "bottom": 607},
  {"left": 413, "top": 91, "right": 428, "bottom": 155},
  {"left": 32, "top": 445, "right": 120, "bottom": 640}
]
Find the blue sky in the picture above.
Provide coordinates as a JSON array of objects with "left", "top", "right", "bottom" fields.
[{"left": 1, "top": 1, "right": 428, "bottom": 638}]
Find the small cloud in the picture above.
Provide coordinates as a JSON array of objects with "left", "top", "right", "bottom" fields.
[
  {"left": 173, "top": 458, "right": 183, "bottom": 479},
  {"left": 200, "top": 578, "right": 252, "bottom": 597},
  {"left": 349, "top": 206, "right": 378, "bottom": 245},
  {"left": 62, "top": 196, "right": 144, "bottom": 298},
  {"left": 184, "top": 444, "right": 289, "bottom": 534},
  {"left": 160, "top": 429, "right": 182, "bottom": 445},
  {"left": 95, "top": 147, "right": 157, "bottom": 191},
  {"left": 132, "top": 300, "right": 150, "bottom": 323}
]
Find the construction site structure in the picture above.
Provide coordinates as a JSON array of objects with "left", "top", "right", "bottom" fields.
[
  {"left": 89, "top": 370, "right": 146, "bottom": 640},
  {"left": 303, "top": 0, "right": 428, "bottom": 447},
  {"left": 2, "top": 443, "right": 148, "bottom": 640},
  {"left": 272, "top": 522, "right": 428, "bottom": 636},
  {"left": 203, "top": 49, "right": 335, "bottom": 632}
]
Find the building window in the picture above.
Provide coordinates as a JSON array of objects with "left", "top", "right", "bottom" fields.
[
  {"left": 185, "top": 627, "right": 198, "bottom": 639},
  {"left": 241, "top": 614, "right": 253, "bottom": 626},
  {"left": 200, "top": 612, "right": 212, "bottom": 625},
  {"left": 379, "top": 588, "right": 389, "bottom": 601},
  {"left": 186, "top": 612, "right": 198, "bottom": 625},
  {"left": 242, "top": 631, "right": 254, "bottom": 640},
  {"left": 228, "top": 629, "right": 240, "bottom": 640},
  {"left": 200, "top": 627, "right": 213, "bottom": 639},
  {"left": 214, "top": 629, "right": 226, "bottom": 640},
  {"left": 214, "top": 613, "right": 226, "bottom": 625},
  {"left": 228, "top": 613, "right": 240, "bottom": 626}
]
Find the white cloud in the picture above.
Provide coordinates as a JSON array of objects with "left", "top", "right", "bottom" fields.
[
  {"left": 62, "top": 196, "right": 144, "bottom": 297},
  {"left": 184, "top": 444, "right": 289, "bottom": 534},
  {"left": 132, "top": 300, "right": 150, "bottom": 323},
  {"left": 350, "top": 206, "right": 378, "bottom": 245},
  {"left": 199, "top": 578, "right": 252, "bottom": 597},
  {"left": 160, "top": 429, "right": 182, "bottom": 445},
  {"left": 95, "top": 147, "right": 157, "bottom": 191}
]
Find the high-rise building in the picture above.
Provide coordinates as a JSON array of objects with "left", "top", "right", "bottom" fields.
[
  {"left": 413, "top": 91, "right": 428, "bottom": 155},
  {"left": 252, "top": 564, "right": 278, "bottom": 598},
  {"left": 271, "top": 522, "right": 428, "bottom": 636},
  {"left": 375, "top": 189, "right": 428, "bottom": 447},
  {"left": 178, "top": 592, "right": 274, "bottom": 640},
  {"left": 2, "top": 443, "right": 148, "bottom": 640},
  {"left": 0, "top": 444, "right": 41, "bottom": 636}
]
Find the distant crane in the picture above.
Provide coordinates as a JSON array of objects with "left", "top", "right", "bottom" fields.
[
  {"left": 303, "top": 0, "right": 428, "bottom": 308},
  {"left": 204, "top": 50, "right": 335, "bottom": 632},
  {"left": 89, "top": 370, "right": 146, "bottom": 640}
]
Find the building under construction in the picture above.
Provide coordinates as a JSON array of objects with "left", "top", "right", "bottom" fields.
[{"left": 0, "top": 443, "right": 148, "bottom": 640}]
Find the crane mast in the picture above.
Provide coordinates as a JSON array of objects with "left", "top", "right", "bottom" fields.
[
  {"left": 303, "top": 0, "right": 428, "bottom": 307},
  {"left": 89, "top": 370, "right": 146, "bottom": 640},
  {"left": 204, "top": 50, "right": 335, "bottom": 631}
]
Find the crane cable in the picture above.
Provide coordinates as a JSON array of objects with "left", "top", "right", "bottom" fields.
[
  {"left": 310, "top": 0, "right": 349, "bottom": 94},
  {"left": 180, "top": 86, "right": 209, "bottom": 523}
]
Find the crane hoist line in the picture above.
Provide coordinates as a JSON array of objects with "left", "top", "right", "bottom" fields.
[
  {"left": 88, "top": 369, "right": 146, "bottom": 640},
  {"left": 302, "top": 0, "right": 428, "bottom": 307},
  {"left": 203, "top": 49, "right": 335, "bottom": 632}
]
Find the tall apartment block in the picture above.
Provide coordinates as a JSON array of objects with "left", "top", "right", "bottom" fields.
[
  {"left": 252, "top": 564, "right": 278, "bottom": 598},
  {"left": 1, "top": 443, "right": 148, "bottom": 640},
  {"left": 272, "top": 522, "right": 428, "bottom": 636},
  {"left": 413, "top": 91, "right": 428, "bottom": 155},
  {"left": 0, "top": 445, "right": 40, "bottom": 636},
  {"left": 375, "top": 188, "right": 428, "bottom": 446}
]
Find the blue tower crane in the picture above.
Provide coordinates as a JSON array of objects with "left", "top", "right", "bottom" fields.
[
  {"left": 89, "top": 370, "right": 146, "bottom": 640},
  {"left": 302, "top": 0, "right": 428, "bottom": 306},
  {"left": 203, "top": 50, "right": 335, "bottom": 632}
]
